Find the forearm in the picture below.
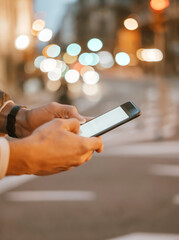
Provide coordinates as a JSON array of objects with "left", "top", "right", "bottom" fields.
[{"left": 6, "top": 137, "right": 35, "bottom": 175}]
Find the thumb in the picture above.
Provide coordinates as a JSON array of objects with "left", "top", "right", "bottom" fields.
[{"left": 71, "top": 112, "right": 86, "bottom": 124}]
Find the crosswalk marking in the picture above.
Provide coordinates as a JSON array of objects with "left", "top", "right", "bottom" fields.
[
  {"left": 150, "top": 164, "right": 179, "bottom": 177},
  {"left": 0, "top": 175, "right": 37, "bottom": 194},
  {"left": 5, "top": 190, "right": 96, "bottom": 202},
  {"left": 107, "top": 232, "right": 179, "bottom": 240},
  {"left": 100, "top": 141, "right": 179, "bottom": 158},
  {"left": 173, "top": 195, "right": 179, "bottom": 205}
]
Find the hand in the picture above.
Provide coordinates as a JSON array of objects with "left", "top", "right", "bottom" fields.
[
  {"left": 7, "top": 118, "right": 103, "bottom": 176},
  {"left": 16, "top": 102, "right": 86, "bottom": 138}
]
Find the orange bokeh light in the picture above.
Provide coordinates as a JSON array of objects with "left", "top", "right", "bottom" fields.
[
  {"left": 73, "top": 62, "right": 84, "bottom": 73},
  {"left": 150, "top": 0, "right": 170, "bottom": 11}
]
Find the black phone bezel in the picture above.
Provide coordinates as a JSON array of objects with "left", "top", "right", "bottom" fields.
[{"left": 80, "top": 101, "right": 141, "bottom": 137}]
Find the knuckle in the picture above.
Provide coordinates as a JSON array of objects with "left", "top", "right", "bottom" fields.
[
  {"left": 71, "top": 105, "right": 77, "bottom": 112},
  {"left": 53, "top": 118, "right": 63, "bottom": 126},
  {"left": 80, "top": 141, "right": 89, "bottom": 153},
  {"left": 48, "top": 102, "right": 58, "bottom": 109}
]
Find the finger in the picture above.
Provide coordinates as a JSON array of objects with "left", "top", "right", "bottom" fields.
[
  {"left": 95, "top": 137, "right": 103, "bottom": 153},
  {"left": 60, "top": 118, "right": 80, "bottom": 134},
  {"left": 84, "top": 136, "right": 103, "bottom": 152},
  {"left": 84, "top": 150, "right": 94, "bottom": 162},
  {"left": 81, "top": 116, "right": 94, "bottom": 123},
  {"left": 70, "top": 112, "right": 86, "bottom": 124}
]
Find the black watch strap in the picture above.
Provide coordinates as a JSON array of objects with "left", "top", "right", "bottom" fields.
[{"left": 6, "top": 105, "right": 22, "bottom": 138}]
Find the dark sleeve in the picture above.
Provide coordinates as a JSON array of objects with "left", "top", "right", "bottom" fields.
[{"left": 0, "top": 90, "right": 11, "bottom": 108}]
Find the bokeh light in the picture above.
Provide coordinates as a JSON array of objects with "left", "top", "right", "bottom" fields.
[
  {"left": 63, "top": 53, "right": 77, "bottom": 64},
  {"left": 65, "top": 69, "right": 80, "bottom": 83},
  {"left": 40, "top": 59, "right": 57, "bottom": 72},
  {"left": 73, "top": 62, "right": 84, "bottom": 73},
  {"left": 115, "top": 52, "right": 130, "bottom": 66},
  {"left": 98, "top": 51, "right": 114, "bottom": 69},
  {"left": 32, "top": 19, "right": 45, "bottom": 32},
  {"left": 15, "top": 35, "right": 30, "bottom": 50},
  {"left": 61, "top": 65, "right": 69, "bottom": 78},
  {"left": 34, "top": 56, "right": 46, "bottom": 68},
  {"left": 79, "top": 53, "right": 99, "bottom": 66},
  {"left": 90, "top": 53, "right": 100, "bottom": 66},
  {"left": 46, "top": 44, "right": 61, "bottom": 58},
  {"left": 136, "top": 48, "right": 145, "bottom": 61},
  {"left": 67, "top": 43, "right": 81, "bottom": 56},
  {"left": 38, "top": 28, "right": 53, "bottom": 42},
  {"left": 46, "top": 80, "right": 61, "bottom": 92},
  {"left": 23, "top": 78, "right": 42, "bottom": 94},
  {"left": 82, "top": 71, "right": 100, "bottom": 85},
  {"left": 141, "top": 49, "right": 163, "bottom": 62},
  {"left": 48, "top": 68, "right": 62, "bottom": 81},
  {"left": 79, "top": 53, "right": 90, "bottom": 65},
  {"left": 80, "top": 66, "right": 95, "bottom": 76},
  {"left": 150, "top": 0, "right": 170, "bottom": 11},
  {"left": 87, "top": 38, "right": 103, "bottom": 52},
  {"left": 124, "top": 18, "right": 138, "bottom": 30},
  {"left": 82, "top": 83, "right": 100, "bottom": 96}
]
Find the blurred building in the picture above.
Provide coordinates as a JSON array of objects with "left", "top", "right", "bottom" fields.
[{"left": 0, "top": 0, "right": 35, "bottom": 97}]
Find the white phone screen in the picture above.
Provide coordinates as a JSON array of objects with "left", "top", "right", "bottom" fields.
[{"left": 80, "top": 106, "right": 129, "bottom": 137}]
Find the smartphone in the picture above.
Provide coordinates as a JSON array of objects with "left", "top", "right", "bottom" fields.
[{"left": 79, "top": 101, "right": 141, "bottom": 137}]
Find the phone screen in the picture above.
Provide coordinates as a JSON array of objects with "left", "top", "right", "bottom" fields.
[{"left": 80, "top": 106, "right": 129, "bottom": 138}]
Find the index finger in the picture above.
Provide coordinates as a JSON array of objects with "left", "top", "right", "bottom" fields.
[{"left": 83, "top": 136, "right": 103, "bottom": 153}]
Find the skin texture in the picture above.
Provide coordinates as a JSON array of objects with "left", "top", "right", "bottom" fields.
[
  {"left": 7, "top": 118, "right": 103, "bottom": 176},
  {"left": 0, "top": 90, "right": 103, "bottom": 177},
  {"left": 0, "top": 102, "right": 86, "bottom": 138}
]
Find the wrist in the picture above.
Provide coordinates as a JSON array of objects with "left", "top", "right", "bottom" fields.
[
  {"left": 0, "top": 102, "right": 16, "bottom": 134},
  {"left": 15, "top": 107, "right": 29, "bottom": 138},
  {"left": 6, "top": 136, "right": 35, "bottom": 175}
]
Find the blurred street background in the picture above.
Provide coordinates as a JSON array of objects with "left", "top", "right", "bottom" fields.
[{"left": 0, "top": 0, "right": 179, "bottom": 239}]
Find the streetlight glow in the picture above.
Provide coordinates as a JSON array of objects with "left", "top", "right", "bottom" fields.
[
  {"left": 124, "top": 18, "right": 138, "bottom": 31},
  {"left": 15, "top": 35, "right": 30, "bottom": 50}
]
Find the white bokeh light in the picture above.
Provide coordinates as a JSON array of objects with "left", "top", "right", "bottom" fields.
[
  {"left": 83, "top": 71, "right": 100, "bottom": 85},
  {"left": 38, "top": 28, "right": 53, "bottom": 42},
  {"left": 46, "top": 44, "right": 61, "bottom": 58},
  {"left": 65, "top": 69, "right": 80, "bottom": 83},
  {"left": 48, "top": 68, "right": 62, "bottom": 81},
  {"left": 98, "top": 51, "right": 114, "bottom": 68},
  {"left": 40, "top": 59, "right": 57, "bottom": 72},
  {"left": 15, "top": 35, "right": 30, "bottom": 50},
  {"left": 141, "top": 49, "right": 163, "bottom": 62},
  {"left": 124, "top": 18, "right": 138, "bottom": 31}
]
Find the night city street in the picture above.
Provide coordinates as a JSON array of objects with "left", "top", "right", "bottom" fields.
[{"left": 0, "top": 0, "right": 179, "bottom": 239}]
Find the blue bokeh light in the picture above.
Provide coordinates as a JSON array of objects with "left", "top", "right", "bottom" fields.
[
  {"left": 67, "top": 43, "right": 81, "bottom": 56},
  {"left": 87, "top": 38, "right": 103, "bottom": 52}
]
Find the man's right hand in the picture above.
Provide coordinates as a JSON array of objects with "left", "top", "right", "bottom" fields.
[{"left": 7, "top": 118, "right": 103, "bottom": 176}]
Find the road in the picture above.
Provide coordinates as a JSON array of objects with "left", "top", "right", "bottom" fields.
[{"left": 0, "top": 78, "right": 179, "bottom": 240}]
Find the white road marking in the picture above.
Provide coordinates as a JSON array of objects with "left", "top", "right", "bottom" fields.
[
  {"left": 150, "top": 164, "right": 179, "bottom": 177},
  {"left": 173, "top": 195, "right": 179, "bottom": 205},
  {"left": 5, "top": 190, "right": 96, "bottom": 202},
  {"left": 101, "top": 141, "right": 179, "bottom": 158},
  {"left": 0, "top": 175, "right": 37, "bottom": 195},
  {"left": 107, "top": 232, "right": 179, "bottom": 240}
]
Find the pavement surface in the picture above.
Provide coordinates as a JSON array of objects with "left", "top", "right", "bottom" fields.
[{"left": 0, "top": 78, "right": 179, "bottom": 240}]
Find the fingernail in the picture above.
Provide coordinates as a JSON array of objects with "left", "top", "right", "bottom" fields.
[{"left": 80, "top": 119, "right": 86, "bottom": 124}]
